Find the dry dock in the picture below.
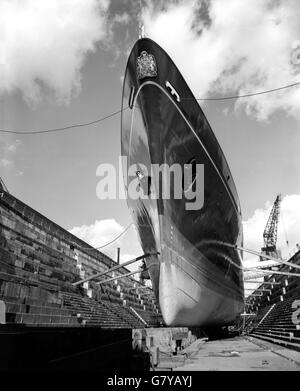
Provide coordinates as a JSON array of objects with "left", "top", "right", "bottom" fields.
[{"left": 158, "top": 336, "right": 300, "bottom": 371}]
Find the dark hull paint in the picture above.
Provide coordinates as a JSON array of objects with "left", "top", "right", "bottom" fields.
[{"left": 121, "top": 38, "right": 244, "bottom": 326}]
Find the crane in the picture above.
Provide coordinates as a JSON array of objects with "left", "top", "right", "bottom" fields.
[{"left": 261, "top": 194, "right": 281, "bottom": 259}]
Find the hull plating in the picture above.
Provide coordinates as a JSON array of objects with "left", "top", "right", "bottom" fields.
[{"left": 121, "top": 38, "right": 244, "bottom": 326}]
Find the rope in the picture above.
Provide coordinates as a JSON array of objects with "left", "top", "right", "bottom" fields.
[
  {"left": 1, "top": 81, "right": 299, "bottom": 135},
  {"left": 190, "top": 81, "right": 300, "bottom": 101},
  {"left": 0, "top": 107, "right": 128, "bottom": 135},
  {"left": 72, "top": 223, "right": 134, "bottom": 251}
]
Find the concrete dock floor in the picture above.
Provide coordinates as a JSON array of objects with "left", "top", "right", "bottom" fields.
[{"left": 158, "top": 336, "right": 300, "bottom": 371}]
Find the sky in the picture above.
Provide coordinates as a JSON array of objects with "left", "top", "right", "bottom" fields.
[{"left": 0, "top": 0, "right": 300, "bottom": 289}]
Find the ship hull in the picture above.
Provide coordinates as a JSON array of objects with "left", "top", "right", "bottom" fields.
[
  {"left": 159, "top": 214, "right": 243, "bottom": 326},
  {"left": 121, "top": 38, "right": 244, "bottom": 327}
]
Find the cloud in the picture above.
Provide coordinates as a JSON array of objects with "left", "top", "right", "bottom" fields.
[
  {"left": 142, "top": 0, "right": 300, "bottom": 121},
  {"left": 70, "top": 218, "right": 123, "bottom": 249},
  {"left": 0, "top": 0, "right": 110, "bottom": 105},
  {"left": 0, "top": 136, "right": 21, "bottom": 169},
  {"left": 243, "top": 194, "right": 300, "bottom": 295},
  {"left": 113, "top": 12, "right": 130, "bottom": 25},
  {"left": 69, "top": 218, "right": 140, "bottom": 262},
  {"left": 0, "top": 158, "right": 12, "bottom": 168},
  {"left": 7, "top": 139, "right": 21, "bottom": 153},
  {"left": 243, "top": 194, "right": 300, "bottom": 266}
]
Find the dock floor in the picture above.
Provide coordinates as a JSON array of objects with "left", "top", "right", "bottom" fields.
[{"left": 159, "top": 336, "right": 300, "bottom": 371}]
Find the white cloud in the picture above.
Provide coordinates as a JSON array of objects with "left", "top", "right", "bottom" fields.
[
  {"left": 0, "top": 0, "right": 109, "bottom": 105},
  {"left": 7, "top": 139, "right": 21, "bottom": 153},
  {"left": 0, "top": 158, "right": 12, "bottom": 168},
  {"left": 243, "top": 194, "right": 300, "bottom": 295},
  {"left": 113, "top": 12, "right": 130, "bottom": 25},
  {"left": 70, "top": 218, "right": 123, "bottom": 249},
  {"left": 142, "top": 0, "right": 300, "bottom": 121},
  {"left": 243, "top": 194, "right": 300, "bottom": 266},
  {"left": 69, "top": 218, "right": 140, "bottom": 262},
  {"left": 0, "top": 136, "right": 21, "bottom": 170}
]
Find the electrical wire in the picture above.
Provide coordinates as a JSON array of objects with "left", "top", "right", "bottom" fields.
[
  {"left": 187, "top": 81, "right": 300, "bottom": 101},
  {"left": 0, "top": 107, "right": 128, "bottom": 135},
  {"left": 73, "top": 222, "right": 134, "bottom": 251},
  {"left": 0, "top": 81, "right": 299, "bottom": 135}
]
